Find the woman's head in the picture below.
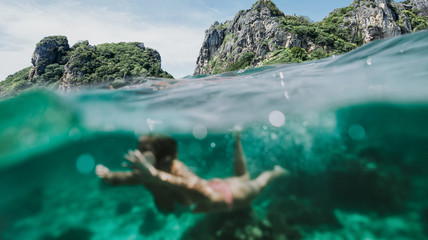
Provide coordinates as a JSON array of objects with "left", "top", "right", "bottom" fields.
[{"left": 137, "top": 135, "right": 177, "bottom": 171}]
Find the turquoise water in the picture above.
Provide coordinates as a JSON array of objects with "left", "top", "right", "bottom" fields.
[{"left": 1, "top": 31, "right": 428, "bottom": 239}]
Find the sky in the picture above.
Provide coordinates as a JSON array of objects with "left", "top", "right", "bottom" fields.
[{"left": 0, "top": 0, "right": 353, "bottom": 80}]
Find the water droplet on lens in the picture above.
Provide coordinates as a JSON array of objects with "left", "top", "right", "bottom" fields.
[
  {"left": 270, "top": 133, "right": 278, "bottom": 140},
  {"left": 366, "top": 162, "right": 377, "bottom": 170},
  {"left": 69, "top": 127, "right": 82, "bottom": 141},
  {"left": 348, "top": 124, "right": 366, "bottom": 141},
  {"left": 283, "top": 91, "right": 290, "bottom": 100},
  {"left": 193, "top": 124, "right": 207, "bottom": 140},
  {"left": 76, "top": 154, "right": 95, "bottom": 175},
  {"left": 269, "top": 111, "right": 286, "bottom": 127}
]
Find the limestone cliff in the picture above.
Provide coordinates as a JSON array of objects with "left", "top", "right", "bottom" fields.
[
  {"left": 60, "top": 40, "right": 170, "bottom": 90},
  {"left": 410, "top": 0, "right": 428, "bottom": 16},
  {"left": 194, "top": 0, "right": 428, "bottom": 75},
  {"left": 28, "top": 36, "right": 70, "bottom": 81},
  {"left": 339, "top": 0, "right": 406, "bottom": 44},
  {"left": 1, "top": 36, "right": 172, "bottom": 96},
  {"left": 194, "top": 0, "right": 323, "bottom": 75}
]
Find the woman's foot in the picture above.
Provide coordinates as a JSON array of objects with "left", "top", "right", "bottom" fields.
[
  {"left": 233, "top": 125, "right": 243, "bottom": 140},
  {"left": 273, "top": 165, "right": 290, "bottom": 178}
]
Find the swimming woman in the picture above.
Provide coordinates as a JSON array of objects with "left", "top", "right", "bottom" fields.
[{"left": 96, "top": 132, "right": 289, "bottom": 213}]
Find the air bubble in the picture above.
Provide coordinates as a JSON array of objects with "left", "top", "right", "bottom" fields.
[
  {"left": 193, "top": 124, "right": 207, "bottom": 140},
  {"left": 76, "top": 154, "right": 95, "bottom": 175},
  {"left": 348, "top": 124, "right": 366, "bottom": 141},
  {"left": 269, "top": 111, "right": 286, "bottom": 127}
]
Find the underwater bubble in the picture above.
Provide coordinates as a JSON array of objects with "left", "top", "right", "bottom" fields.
[
  {"left": 280, "top": 80, "right": 285, "bottom": 87},
  {"left": 279, "top": 71, "right": 284, "bottom": 79},
  {"left": 210, "top": 142, "right": 216, "bottom": 148},
  {"left": 366, "top": 162, "right": 377, "bottom": 170},
  {"left": 69, "top": 127, "right": 82, "bottom": 141},
  {"left": 305, "top": 111, "right": 319, "bottom": 126},
  {"left": 146, "top": 118, "right": 163, "bottom": 132},
  {"left": 20, "top": 128, "right": 36, "bottom": 146},
  {"left": 366, "top": 57, "right": 373, "bottom": 66},
  {"left": 269, "top": 111, "right": 286, "bottom": 127},
  {"left": 104, "top": 124, "right": 115, "bottom": 131},
  {"left": 76, "top": 154, "right": 95, "bottom": 175},
  {"left": 44, "top": 108, "right": 58, "bottom": 121},
  {"left": 193, "top": 124, "right": 207, "bottom": 140},
  {"left": 348, "top": 124, "right": 366, "bottom": 141},
  {"left": 127, "top": 234, "right": 137, "bottom": 240},
  {"left": 283, "top": 91, "right": 290, "bottom": 100},
  {"left": 270, "top": 133, "right": 278, "bottom": 140}
]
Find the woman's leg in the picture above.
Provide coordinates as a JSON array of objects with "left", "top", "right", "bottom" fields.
[
  {"left": 224, "top": 166, "right": 288, "bottom": 209},
  {"left": 233, "top": 131, "right": 250, "bottom": 179},
  {"left": 249, "top": 166, "right": 289, "bottom": 193}
]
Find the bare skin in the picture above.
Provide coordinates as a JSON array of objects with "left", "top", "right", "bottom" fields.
[{"left": 96, "top": 132, "right": 289, "bottom": 213}]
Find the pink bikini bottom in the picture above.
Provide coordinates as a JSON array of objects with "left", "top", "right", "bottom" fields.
[{"left": 208, "top": 180, "right": 233, "bottom": 209}]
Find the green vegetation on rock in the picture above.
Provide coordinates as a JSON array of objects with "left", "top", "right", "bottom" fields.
[
  {"left": 65, "top": 42, "right": 172, "bottom": 85},
  {"left": 1, "top": 36, "right": 172, "bottom": 97},
  {"left": 35, "top": 35, "right": 69, "bottom": 50},
  {"left": 226, "top": 52, "right": 255, "bottom": 71},
  {"left": 34, "top": 64, "right": 65, "bottom": 84},
  {"left": 279, "top": 6, "right": 359, "bottom": 54},
  {"left": 0, "top": 67, "right": 33, "bottom": 97},
  {"left": 401, "top": 10, "right": 428, "bottom": 31},
  {"left": 264, "top": 47, "right": 310, "bottom": 65},
  {"left": 252, "top": 0, "right": 285, "bottom": 17},
  {"left": 198, "top": 2, "right": 363, "bottom": 75},
  {"left": 264, "top": 6, "right": 359, "bottom": 66}
]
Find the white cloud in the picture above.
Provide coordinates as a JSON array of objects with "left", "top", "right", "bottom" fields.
[{"left": 0, "top": 0, "right": 206, "bottom": 80}]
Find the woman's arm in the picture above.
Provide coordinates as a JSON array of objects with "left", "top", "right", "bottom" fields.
[
  {"left": 95, "top": 164, "right": 141, "bottom": 185},
  {"left": 126, "top": 150, "right": 216, "bottom": 201},
  {"left": 170, "top": 160, "right": 199, "bottom": 179}
]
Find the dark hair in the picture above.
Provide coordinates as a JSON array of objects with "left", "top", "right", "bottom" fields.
[{"left": 137, "top": 135, "right": 177, "bottom": 171}]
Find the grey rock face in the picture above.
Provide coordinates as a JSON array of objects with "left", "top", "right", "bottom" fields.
[
  {"left": 194, "top": 1, "right": 318, "bottom": 75},
  {"left": 342, "top": 0, "right": 403, "bottom": 44},
  {"left": 194, "top": 0, "right": 427, "bottom": 76},
  {"left": 194, "top": 22, "right": 226, "bottom": 76},
  {"left": 29, "top": 36, "right": 70, "bottom": 81},
  {"left": 60, "top": 41, "right": 93, "bottom": 90},
  {"left": 410, "top": 0, "right": 428, "bottom": 16}
]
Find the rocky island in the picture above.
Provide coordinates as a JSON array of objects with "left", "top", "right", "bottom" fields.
[
  {"left": 0, "top": 36, "right": 172, "bottom": 97},
  {"left": 1, "top": 0, "right": 427, "bottom": 96},
  {"left": 194, "top": 0, "right": 428, "bottom": 75}
]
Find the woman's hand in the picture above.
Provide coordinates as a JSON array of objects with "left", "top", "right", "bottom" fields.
[
  {"left": 95, "top": 164, "right": 111, "bottom": 179},
  {"left": 124, "top": 150, "right": 158, "bottom": 179}
]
